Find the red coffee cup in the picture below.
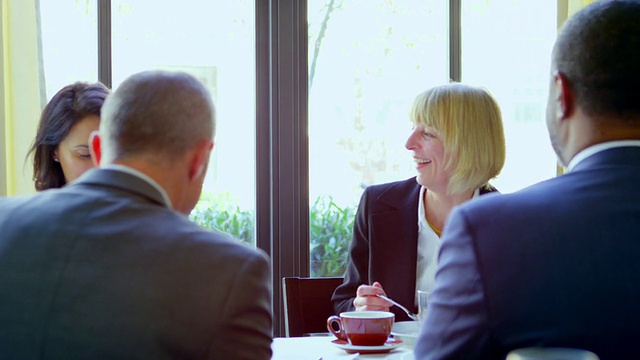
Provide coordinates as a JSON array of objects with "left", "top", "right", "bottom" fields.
[{"left": 326, "top": 311, "right": 395, "bottom": 346}]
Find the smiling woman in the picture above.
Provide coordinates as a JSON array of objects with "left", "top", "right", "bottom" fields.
[
  {"left": 28, "top": 82, "right": 110, "bottom": 191},
  {"left": 331, "top": 83, "right": 506, "bottom": 323}
]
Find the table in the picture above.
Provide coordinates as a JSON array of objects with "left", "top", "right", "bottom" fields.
[{"left": 271, "top": 336, "right": 415, "bottom": 360}]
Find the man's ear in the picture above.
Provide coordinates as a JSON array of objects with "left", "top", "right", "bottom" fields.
[
  {"left": 188, "top": 139, "right": 214, "bottom": 181},
  {"left": 553, "top": 71, "right": 575, "bottom": 120},
  {"left": 89, "top": 131, "right": 102, "bottom": 167}
]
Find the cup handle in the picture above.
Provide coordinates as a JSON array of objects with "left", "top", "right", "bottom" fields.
[{"left": 326, "top": 315, "right": 347, "bottom": 340}]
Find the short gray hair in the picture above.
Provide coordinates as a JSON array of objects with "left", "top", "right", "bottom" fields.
[{"left": 100, "top": 70, "right": 215, "bottom": 161}]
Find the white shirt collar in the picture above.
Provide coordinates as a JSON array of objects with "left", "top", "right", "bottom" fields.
[
  {"left": 566, "top": 140, "right": 640, "bottom": 172},
  {"left": 101, "top": 164, "right": 173, "bottom": 209}
]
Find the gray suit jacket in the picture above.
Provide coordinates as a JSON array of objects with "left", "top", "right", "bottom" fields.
[
  {"left": 0, "top": 168, "right": 272, "bottom": 359},
  {"left": 414, "top": 146, "right": 640, "bottom": 359}
]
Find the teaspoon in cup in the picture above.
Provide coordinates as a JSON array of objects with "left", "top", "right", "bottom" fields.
[{"left": 375, "top": 294, "right": 420, "bottom": 322}]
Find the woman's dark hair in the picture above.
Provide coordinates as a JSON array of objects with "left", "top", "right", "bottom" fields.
[{"left": 27, "top": 81, "right": 110, "bottom": 191}]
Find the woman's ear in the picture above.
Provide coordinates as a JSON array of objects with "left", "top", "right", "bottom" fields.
[{"left": 89, "top": 131, "right": 102, "bottom": 167}]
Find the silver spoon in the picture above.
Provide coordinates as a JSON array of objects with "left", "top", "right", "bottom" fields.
[{"left": 376, "top": 294, "right": 420, "bottom": 321}]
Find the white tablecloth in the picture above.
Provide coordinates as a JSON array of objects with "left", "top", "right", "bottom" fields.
[{"left": 271, "top": 336, "right": 415, "bottom": 360}]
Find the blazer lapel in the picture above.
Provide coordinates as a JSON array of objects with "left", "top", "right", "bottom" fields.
[{"left": 370, "top": 178, "right": 421, "bottom": 313}]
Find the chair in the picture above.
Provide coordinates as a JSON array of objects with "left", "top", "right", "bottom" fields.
[
  {"left": 282, "top": 276, "right": 344, "bottom": 337},
  {"left": 506, "top": 347, "right": 599, "bottom": 360}
]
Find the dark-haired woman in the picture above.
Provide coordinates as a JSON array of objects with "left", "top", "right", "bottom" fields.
[{"left": 28, "top": 82, "right": 109, "bottom": 190}]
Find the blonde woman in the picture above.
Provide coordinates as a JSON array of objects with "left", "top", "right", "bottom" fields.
[{"left": 331, "top": 83, "right": 506, "bottom": 322}]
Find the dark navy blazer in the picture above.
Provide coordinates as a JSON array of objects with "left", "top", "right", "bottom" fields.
[
  {"left": 332, "top": 177, "right": 496, "bottom": 322},
  {"left": 415, "top": 146, "right": 640, "bottom": 359}
]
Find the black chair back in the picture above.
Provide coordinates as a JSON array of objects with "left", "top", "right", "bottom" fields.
[{"left": 282, "top": 276, "right": 344, "bottom": 337}]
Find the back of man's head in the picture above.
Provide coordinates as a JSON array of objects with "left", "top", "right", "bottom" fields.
[
  {"left": 100, "top": 70, "right": 215, "bottom": 163},
  {"left": 553, "top": 0, "right": 640, "bottom": 122}
]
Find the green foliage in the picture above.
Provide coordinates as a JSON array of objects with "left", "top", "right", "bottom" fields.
[
  {"left": 190, "top": 192, "right": 355, "bottom": 277},
  {"left": 190, "top": 192, "right": 255, "bottom": 246},
  {"left": 309, "top": 195, "right": 355, "bottom": 277}
]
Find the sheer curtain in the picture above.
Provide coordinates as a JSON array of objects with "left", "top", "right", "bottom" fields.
[
  {"left": 558, "top": 0, "right": 594, "bottom": 29},
  {"left": 1, "top": 0, "right": 44, "bottom": 196}
]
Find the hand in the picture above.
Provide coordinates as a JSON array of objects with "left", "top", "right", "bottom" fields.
[{"left": 353, "top": 282, "right": 391, "bottom": 312}]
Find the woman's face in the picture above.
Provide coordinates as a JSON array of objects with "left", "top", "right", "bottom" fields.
[
  {"left": 405, "top": 124, "right": 451, "bottom": 192},
  {"left": 54, "top": 115, "right": 100, "bottom": 184}
]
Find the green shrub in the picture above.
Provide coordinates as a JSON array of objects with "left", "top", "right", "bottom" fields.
[
  {"left": 309, "top": 195, "right": 355, "bottom": 277},
  {"left": 190, "top": 192, "right": 254, "bottom": 246},
  {"left": 189, "top": 192, "right": 355, "bottom": 277}
]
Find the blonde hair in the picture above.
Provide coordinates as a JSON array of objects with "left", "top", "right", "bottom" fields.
[{"left": 409, "top": 83, "right": 506, "bottom": 194}]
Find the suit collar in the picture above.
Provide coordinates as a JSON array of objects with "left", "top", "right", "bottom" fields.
[
  {"left": 572, "top": 146, "right": 640, "bottom": 173},
  {"left": 74, "top": 168, "right": 171, "bottom": 208},
  {"left": 102, "top": 165, "right": 172, "bottom": 208},
  {"left": 568, "top": 140, "right": 640, "bottom": 172}
]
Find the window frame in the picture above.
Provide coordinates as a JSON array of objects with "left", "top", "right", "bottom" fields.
[{"left": 96, "top": 0, "right": 465, "bottom": 336}]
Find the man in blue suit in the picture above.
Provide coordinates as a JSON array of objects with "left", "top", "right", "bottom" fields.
[
  {"left": 414, "top": 1, "right": 640, "bottom": 359},
  {"left": 0, "top": 71, "right": 273, "bottom": 359}
]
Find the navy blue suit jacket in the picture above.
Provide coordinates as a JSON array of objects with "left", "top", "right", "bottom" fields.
[{"left": 414, "top": 147, "right": 640, "bottom": 359}]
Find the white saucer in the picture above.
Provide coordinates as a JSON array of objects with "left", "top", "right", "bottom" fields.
[
  {"left": 331, "top": 338, "right": 404, "bottom": 354},
  {"left": 391, "top": 321, "right": 420, "bottom": 348}
]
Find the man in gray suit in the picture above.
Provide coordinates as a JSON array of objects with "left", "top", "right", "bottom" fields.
[
  {"left": 0, "top": 71, "right": 272, "bottom": 359},
  {"left": 414, "top": 1, "right": 640, "bottom": 359}
]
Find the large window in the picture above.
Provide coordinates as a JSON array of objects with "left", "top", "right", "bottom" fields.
[
  {"left": 306, "top": 0, "right": 557, "bottom": 278},
  {"left": 307, "top": 0, "right": 449, "bottom": 277},
  {"left": 461, "top": 0, "right": 557, "bottom": 192},
  {"left": 110, "top": 0, "right": 257, "bottom": 248},
  {"left": 40, "top": 0, "right": 257, "bottom": 248},
  {"left": 37, "top": 0, "right": 558, "bottom": 336},
  {"left": 39, "top": 1, "right": 99, "bottom": 100}
]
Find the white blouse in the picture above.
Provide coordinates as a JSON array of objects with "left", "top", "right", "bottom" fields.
[{"left": 414, "top": 186, "right": 480, "bottom": 306}]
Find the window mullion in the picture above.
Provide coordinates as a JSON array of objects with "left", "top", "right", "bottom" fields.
[
  {"left": 449, "top": 0, "right": 461, "bottom": 82},
  {"left": 97, "top": 0, "right": 112, "bottom": 89},
  {"left": 256, "top": 0, "right": 309, "bottom": 337}
]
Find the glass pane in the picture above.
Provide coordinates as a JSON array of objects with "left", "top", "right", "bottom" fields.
[
  {"left": 308, "top": 0, "right": 449, "bottom": 277},
  {"left": 461, "top": 0, "right": 558, "bottom": 193},
  {"left": 112, "top": 1, "right": 256, "bottom": 247},
  {"left": 39, "top": 0, "right": 98, "bottom": 100}
]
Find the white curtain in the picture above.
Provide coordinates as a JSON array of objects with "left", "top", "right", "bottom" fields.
[
  {"left": 558, "top": 0, "right": 594, "bottom": 29},
  {"left": 1, "top": 0, "right": 44, "bottom": 196}
]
